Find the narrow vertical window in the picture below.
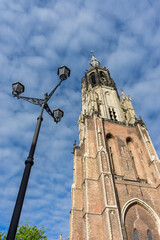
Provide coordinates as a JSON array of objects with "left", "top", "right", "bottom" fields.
[
  {"left": 133, "top": 229, "right": 139, "bottom": 240},
  {"left": 147, "top": 230, "right": 153, "bottom": 240},
  {"left": 109, "top": 107, "right": 113, "bottom": 120},
  {"left": 100, "top": 71, "right": 106, "bottom": 82},
  {"left": 90, "top": 73, "right": 96, "bottom": 86},
  {"left": 112, "top": 108, "right": 117, "bottom": 121}
]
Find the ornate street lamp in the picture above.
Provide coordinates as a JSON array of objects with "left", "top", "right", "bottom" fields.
[
  {"left": 53, "top": 108, "right": 64, "bottom": 123},
  {"left": 57, "top": 65, "right": 70, "bottom": 81},
  {"left": 12, "top": 82, "right": 25, "bottom": 96},
  {"left": 6, "top": 66, "right": 71, "bottom": 240}
]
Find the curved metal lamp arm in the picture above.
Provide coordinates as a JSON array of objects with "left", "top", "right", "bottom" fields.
[
  {"left": 44, "top": 103, "right": 54, "bottom": 119},
  {"left": 13, "top": 80, "right": 63, "bottom": 106},
  {"left": 17, "top": 96, "right": 44, "bottom": 106},
  {"left": 46, "top": 80, "right": 63, "bottom": 102}
]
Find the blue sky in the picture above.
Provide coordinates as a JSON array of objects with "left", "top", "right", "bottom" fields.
[{"left": 0, "top": 0, "right": 160, "bottom": 239}]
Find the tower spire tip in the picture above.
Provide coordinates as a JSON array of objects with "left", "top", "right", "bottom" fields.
[
  {"left": 90, "top": 51, "right": 100, "bottom": 67},
  {"left": 91, "top": 50, "right": 94, "bottom": 57}
]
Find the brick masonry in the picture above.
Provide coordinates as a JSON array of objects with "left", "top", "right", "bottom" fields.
[{"left": 69, "top": 117, "right": 160, "bottom": 239}]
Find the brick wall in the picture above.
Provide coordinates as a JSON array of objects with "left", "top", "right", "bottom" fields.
[{"left": 69, "top": 116, "right": 160, "bottom": 239}]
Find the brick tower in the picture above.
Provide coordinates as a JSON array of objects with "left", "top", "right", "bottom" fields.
[{"left": 69, "top": 53, "right": 160, "bottom": 240}]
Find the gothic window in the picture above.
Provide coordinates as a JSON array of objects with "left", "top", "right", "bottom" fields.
[
  {"left": 133, "top": 229, "right": 139, "bottom": 240},
  {"left": 100, "top": 71, "right": 106, "bottom": 81},
  {"left": 147, "top": 230, "right": 153, "bottom": 240},
  {"left": 90, "top": 72, "right": 96, "bottom": 87},
  {"left": 108, "top": 108, "right": 117, "bottom": 121}
]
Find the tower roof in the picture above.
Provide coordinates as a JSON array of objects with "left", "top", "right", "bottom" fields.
[{"left": 89, "top": 51, "right": 100, "bottom": 68}]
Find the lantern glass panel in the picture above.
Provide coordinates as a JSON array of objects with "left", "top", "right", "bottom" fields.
[
  {"left": 59, "top": 68, "right": 64, "bottom": 76},
  {"left": 17, "top": 84, "right": 23, "bottom": 93},
  {"left": 54, "top": 110, "right": 59, "bottom": 118},
  {"left": 12, "top": 83, "right": 18, "bottom": 92},
  {"left": 65, "top": 68, "right": 69, "bottom": 77},
  {"left": 58, "top": 110, "right": 63, "bottom": 119}
]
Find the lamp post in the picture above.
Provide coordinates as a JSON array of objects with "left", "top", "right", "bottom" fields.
[{"left": 6, "top": 66, "right": 71, "bottom": 240}]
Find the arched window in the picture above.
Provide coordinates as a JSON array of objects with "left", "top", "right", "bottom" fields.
[
  {"left": 90, "top": 72, "right": 96, "bottom": 86},
  {"left": 147, "top": 230, "right": 153, "bottom": 240},
  {"left": 133, "top": 229, "right": 139, "bottom": 240}
]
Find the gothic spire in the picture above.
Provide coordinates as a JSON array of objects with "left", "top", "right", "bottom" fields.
[{"left": 90, "top": 50, "right": 100, "bottom": 67}]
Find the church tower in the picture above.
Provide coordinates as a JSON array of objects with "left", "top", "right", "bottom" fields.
[{"left": 69, "top": 53, "right": 160, "bottom": 240}]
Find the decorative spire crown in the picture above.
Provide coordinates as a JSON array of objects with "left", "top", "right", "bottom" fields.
[{"left": 90, "top": 50, "right": 100, "bottom": 67}]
